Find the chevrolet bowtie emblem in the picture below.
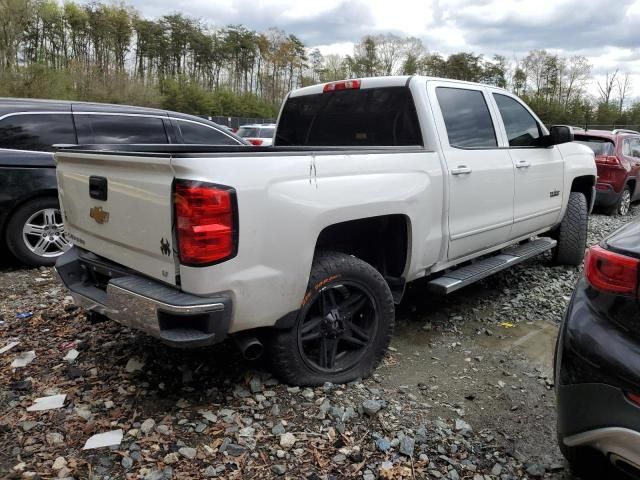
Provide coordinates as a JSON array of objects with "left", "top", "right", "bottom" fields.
[{"left": 89, "top": 206, "right": 110, "bottom": 224}]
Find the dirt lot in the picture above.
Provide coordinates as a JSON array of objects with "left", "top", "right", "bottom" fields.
[{"left": 1, "top": 206, "right": 638, "bottom": 480}]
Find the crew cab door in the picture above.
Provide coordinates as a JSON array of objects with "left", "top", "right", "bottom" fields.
[
  {"left": 429, "top": 82, "right": 515, "bottom": 260},
  {"left": 489, "top": 91, "right": 564, "bottom": 237}
]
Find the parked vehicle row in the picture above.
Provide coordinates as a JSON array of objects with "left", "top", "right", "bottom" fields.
[
  {"left": 54, "top": 75, "right": 595, "bottom": 387},
  {"left": 0, "top": 98, "right": 247, "bottom": 266}
]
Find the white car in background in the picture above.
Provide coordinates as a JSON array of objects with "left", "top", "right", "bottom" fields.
[{"left": 237, "top": 123, "right": 276, "bottom": 146}]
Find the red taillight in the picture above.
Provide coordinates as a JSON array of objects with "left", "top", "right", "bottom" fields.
[
  {"left": 628, "top": 392, "right": 640, "bottom": 407},
  {"left": 248, "top": 138, "right": 263, "bottom": 146},
  {"left": 174, "top": 181, "right": 237, "bottom": 265},
  {"left": 584, "top": 245, "right": 639, "bottom": 295},
  {"left": 596, "top": 155, "right": 621, "bottom": 166},
  {"left": 323, "top": 79, "right": 361, "bottom": 93}
]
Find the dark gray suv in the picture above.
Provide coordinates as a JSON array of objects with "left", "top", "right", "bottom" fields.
[{"left": 0, "top": 98, "right": 246, "bottom": 267}]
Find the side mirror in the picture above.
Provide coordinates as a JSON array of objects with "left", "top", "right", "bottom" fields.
[
  {"left": 632, "top": 148, "right": 640, "bottom": 159},
  {"left": 547, "top": 125, "right": 574, "bottom": 146}
]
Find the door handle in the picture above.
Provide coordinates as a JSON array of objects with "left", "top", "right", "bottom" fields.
[
  {"left": 451, "top": 165, "right": 472, "bottom": 175},
  {"left": 516, "top": 160, "right": 531, "bottom": 169}
]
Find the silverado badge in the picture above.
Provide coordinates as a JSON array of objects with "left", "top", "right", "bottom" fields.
[{"left": 89, "top": 206, "right": 110, "bottom": 224}]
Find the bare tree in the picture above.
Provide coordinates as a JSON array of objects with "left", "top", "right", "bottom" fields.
[
  {"left": 597, "top": 69, "right": 618, "bottom": 104},
  {"left": 562, "top": 56, "right": 590, "bottom": 107},
  {"left": 616, "top": 72, "right": 631, "bottom": 113},
  {"left": 375, "top": 34, "right": 404, "bottom": 75}
]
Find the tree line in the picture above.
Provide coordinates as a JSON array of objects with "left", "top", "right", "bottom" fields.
[{"left": 1, "top": 0, "right": 638, "bottom": 126}]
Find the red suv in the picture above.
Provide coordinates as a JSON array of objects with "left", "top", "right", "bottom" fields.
[{"left": 574, "top": 129, "right": 640, "bottom": 215}]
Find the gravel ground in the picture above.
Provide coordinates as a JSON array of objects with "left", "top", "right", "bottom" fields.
[{"left": 1, "top": 205, "right": 638, "bottom": 480}]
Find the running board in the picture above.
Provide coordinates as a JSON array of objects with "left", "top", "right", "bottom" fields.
[{"left": 427, "top": 238, "right": 557, "bottom": 295}]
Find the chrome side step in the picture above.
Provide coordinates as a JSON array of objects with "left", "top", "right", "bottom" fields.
[{"left": 427, "top": 238, "right": 557, "bottom": 295}]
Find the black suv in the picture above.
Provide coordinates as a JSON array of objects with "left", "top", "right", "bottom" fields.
[
  {"left": 556, "top": 219, "right": 640, "bottom": 478},
  {"left": 0, "top": 98, "right": 246, "bottom": 267}
]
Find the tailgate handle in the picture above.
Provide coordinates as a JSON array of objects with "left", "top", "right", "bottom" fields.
[{"left": 89, "top": 176, "right": 108, "bottom": 201}]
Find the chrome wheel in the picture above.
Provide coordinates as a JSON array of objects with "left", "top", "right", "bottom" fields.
[
  {"left": 22, "top": 208, "right": 71, "bottom": 258},
  {"left": 297, "top": 281, "right": 378, "bottom": 374},
  {"left": 619, "top": 188, "right": 631, "bottom": 216}
]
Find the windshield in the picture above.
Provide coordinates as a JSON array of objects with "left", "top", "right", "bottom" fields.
[{"left": 574, "top": 136, "right": 615, "bottom": 156}]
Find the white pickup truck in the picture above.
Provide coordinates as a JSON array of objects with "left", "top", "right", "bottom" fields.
[{"left": 54, "top": 76, "right": 596, "bottom": 385}]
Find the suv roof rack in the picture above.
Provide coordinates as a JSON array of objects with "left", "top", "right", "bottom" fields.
[{"left": 612, "top": 129, "right": 640, "bottom": 135}]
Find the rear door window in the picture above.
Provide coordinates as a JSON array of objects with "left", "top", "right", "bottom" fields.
[
  {"left": 493, "top": 93, "right": 542, "bottom": 147},
  {"left": 623, "top": 137, "right": 640, "bottom": 158},
  {"left": 436, "top": 87, "right": 497, "bottom": 148},
  {"left": 0, "top": 113, "right": 76, "bottom": 151},
  {"left": 276, "top": 86, "right": 423, "bottom": 146},
  {"left": 176, "top": 120, "right": 238, "bottom": 145},
  {"left": 75, "top": 114, "right": 168, "bottom": 144}
]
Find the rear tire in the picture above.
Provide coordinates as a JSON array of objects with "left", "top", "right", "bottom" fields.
[
  {"left": 5, "top": 197, "right": 71, "bottom": 267},
  {"left": 615, "top": 185, "right": 632, "bottom": 216},
  {"left": 268, "top": 252, "right": 394, "bottom": 386},
  {"left": 553, "top": 192, "right": 588, "bottom": 266}
]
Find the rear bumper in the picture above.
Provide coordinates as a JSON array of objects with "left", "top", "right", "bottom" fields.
[
  {"left": 556, "top": 280, "right": 640, "bottom": 466},
  {"left": 595, "top": 183, "right": 621, "bottom": 208},
  {"left": 55, "top": 247, "right": 232, "bottom": 347},
  {"left": 558, "top": 383, "right": 640, "bottom": 469}
]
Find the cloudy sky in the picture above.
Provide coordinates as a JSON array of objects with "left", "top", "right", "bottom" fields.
[{"left": 124, "top": 0, "right": 640, "bottom": 96}]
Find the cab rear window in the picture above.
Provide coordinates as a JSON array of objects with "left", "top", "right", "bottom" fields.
[
  {"left": 574, "top": 136, "right": 614, "bottom": 156},
  {"left": 276, "top": 86, "right": 423, "bottom": 147}
]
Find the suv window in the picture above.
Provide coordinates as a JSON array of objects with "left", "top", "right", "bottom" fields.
[
  {"left": 75, "top": 114, "right": 168, "bottom": 144},
  {"left": 0, "top": 113, "right": 75, "bottom": 151},
  {"left": 623, "top": 137, "right": 640, "bottom": 158},
  {"left": 436, "top": 87, "right": 497, "bottom": 148},
  {"left": 177, "top": 120, "right": 238, "bottom": 145},
  {"left": 493, "top": 94, "right": 541, "bottom": 147},
  {"left": 276, "top": 86, "right": 423, "bottom": 146}
]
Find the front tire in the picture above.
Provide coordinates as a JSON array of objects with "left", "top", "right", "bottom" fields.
[
  {"left": 553, "top": 192, "right": 588, "bottom": 266},
  {"left": 268, "top": 252, "right": 395, "bottom": 386},
  {"left": 5, "top": 197, "right": 71, "bottom": 267}
]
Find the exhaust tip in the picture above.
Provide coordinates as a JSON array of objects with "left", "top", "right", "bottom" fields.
[{"left": 235, "top": 335, "right": 264, "bottom": 361}]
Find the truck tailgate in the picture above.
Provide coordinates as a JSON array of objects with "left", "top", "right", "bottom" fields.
[{"left": 55, "top": 151, "right": 177, "bottom": 285}]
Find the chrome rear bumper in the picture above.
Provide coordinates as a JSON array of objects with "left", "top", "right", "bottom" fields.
[{"left": 55, "top": 247, "right": 232, "bottom": 347}]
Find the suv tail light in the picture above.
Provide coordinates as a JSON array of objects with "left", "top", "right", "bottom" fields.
[
  {"left": 174, "top": 180, "right": 237, "bottom": 266},
  {"left": 584, "top": 245, "right": 639, "bottom": 295},
  {"left": 323, "top": 79, "right": 361, "bottom": 92},
  {"left": 248, "top": 138, "right": 263, "bottom": 146},
  {"left": 596, "top": 155, "right": 621, "bottom": 166}
]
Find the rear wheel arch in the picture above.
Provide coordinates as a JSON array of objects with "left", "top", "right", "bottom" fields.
[
  {"left": 627, "top": 178, "right": 637, "bottom": 197},
  {"left": 312, "top": 214, "right": 411, "bottom": 302}
]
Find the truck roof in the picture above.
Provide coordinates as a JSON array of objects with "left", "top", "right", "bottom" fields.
[{"left": 288, "top": 75, "right": 510, "bottom": 98}]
